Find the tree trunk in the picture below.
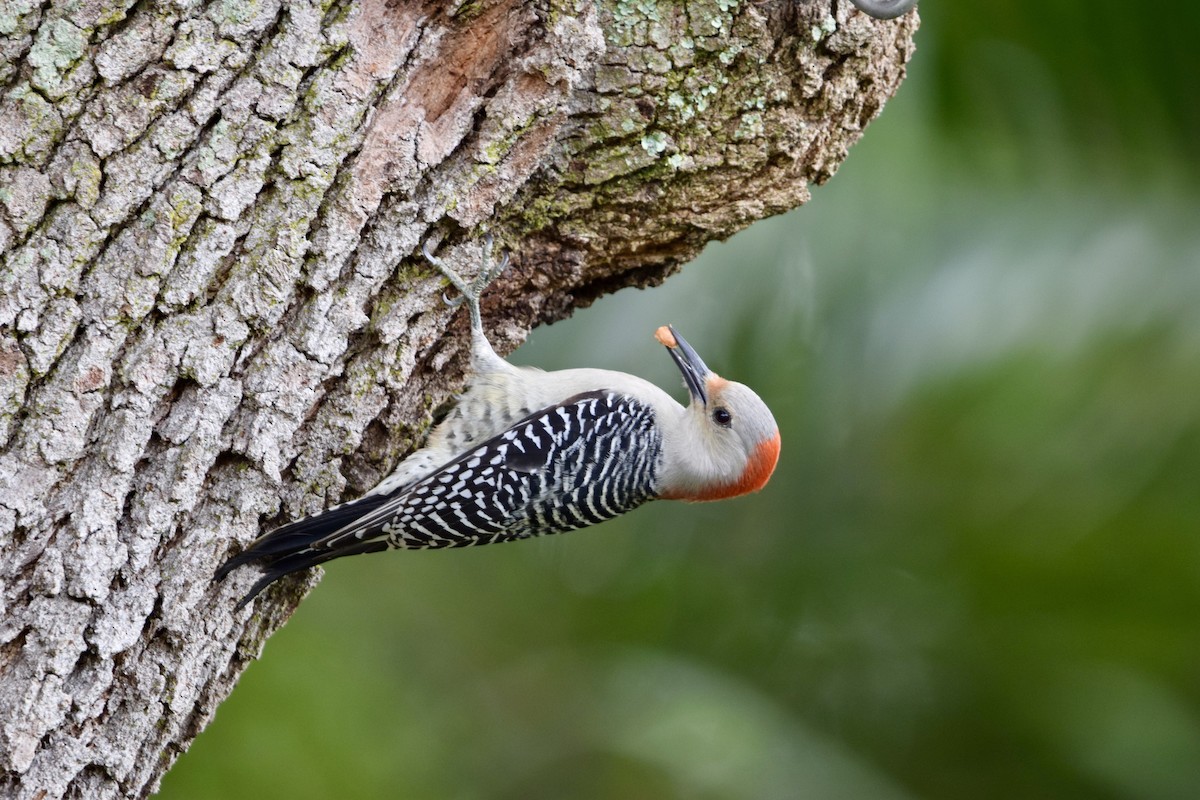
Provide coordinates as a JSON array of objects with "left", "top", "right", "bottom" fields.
[{"left": 0, "top": 0, "right": 915, "bottom": 796}]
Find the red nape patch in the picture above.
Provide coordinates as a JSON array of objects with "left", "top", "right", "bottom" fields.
[{"left": 669, "top": 430, "right": 782, "bottom": 503}]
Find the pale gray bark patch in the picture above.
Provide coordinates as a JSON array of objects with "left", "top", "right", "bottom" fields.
[{"left": 0, "top": 0, "right": 916, "bottom": 796}]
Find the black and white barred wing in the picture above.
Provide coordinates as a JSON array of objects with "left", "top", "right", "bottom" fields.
[
  {"left": 379, "top": 390, "right": 663, "bottom": 548},
  {"left": 217, "top": 391, "right": 663, "bottom": 608}
]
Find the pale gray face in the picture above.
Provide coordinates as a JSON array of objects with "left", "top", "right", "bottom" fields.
[
  {"left": 662, "top": 375, "right": 780, "bottom": 501},
  {"left": 660, "top": 325, "right": 778, "bottom": 455},
  {"left": 659, "top": 325, "right": 781, "bottom": 501},
  {"left": 703, "top": 378, "right": 779, "bottom": 458}
]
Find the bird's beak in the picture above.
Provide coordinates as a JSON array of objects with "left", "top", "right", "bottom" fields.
[{"left": 661, "top": 325, "right": 711, "bottom": 406}]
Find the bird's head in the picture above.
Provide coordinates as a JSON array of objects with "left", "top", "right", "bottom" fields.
[{"left": 654, "top": 326, "right": 781, "bottom": 502}]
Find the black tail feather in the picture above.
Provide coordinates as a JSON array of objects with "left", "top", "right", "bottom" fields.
[
  {"left": 231, "top": 539, "right": 389, "bottom": 610},
  {"left": 216, "top": 492, "right": 393, "bottom": 608}
]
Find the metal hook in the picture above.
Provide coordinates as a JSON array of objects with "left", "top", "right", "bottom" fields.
[{"left": 849, "top": 0, "right": 917, "bottom": 20}]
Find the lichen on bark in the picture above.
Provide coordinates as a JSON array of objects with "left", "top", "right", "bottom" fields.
[{"left": 0, "top": 1, "right": 915, "bottom": 796}]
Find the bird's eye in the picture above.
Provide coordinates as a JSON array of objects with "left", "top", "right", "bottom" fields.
[{"left": 712, "top": 407, "right": 733, "bottom": 427}]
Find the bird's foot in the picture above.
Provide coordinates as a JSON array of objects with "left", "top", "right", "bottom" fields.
[{"left": 422, "top": 235, "right": 509, "bottom": 314}]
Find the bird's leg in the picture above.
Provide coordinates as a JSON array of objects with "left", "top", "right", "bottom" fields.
[{"left": 423, "top": 235, "right": 510, "bottom": 367}]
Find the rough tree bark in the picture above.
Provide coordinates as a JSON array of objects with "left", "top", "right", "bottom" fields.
[{"left": 0, "top": 0, "right": 916, "bottom": 796}]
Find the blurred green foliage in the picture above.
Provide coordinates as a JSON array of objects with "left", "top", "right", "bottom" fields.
[{"left": 164, "top": 2, "right": 1200, "bottom": 798}]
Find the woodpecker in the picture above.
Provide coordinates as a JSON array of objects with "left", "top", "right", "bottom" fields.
[{"left": 217, "top": 238, "right": 781, "bottom": 609}]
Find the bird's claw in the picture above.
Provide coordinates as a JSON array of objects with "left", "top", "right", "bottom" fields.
[
  {"left": 421, "top": 238, "right": 441, "bottom": 266},
  {"left": 423, "top": 234, "right": 510, "bottom": 323}
]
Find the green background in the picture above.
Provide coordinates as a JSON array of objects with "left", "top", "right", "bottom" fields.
[{"left": 165, "top": 2, "right": 1200, "bottom": 797}]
